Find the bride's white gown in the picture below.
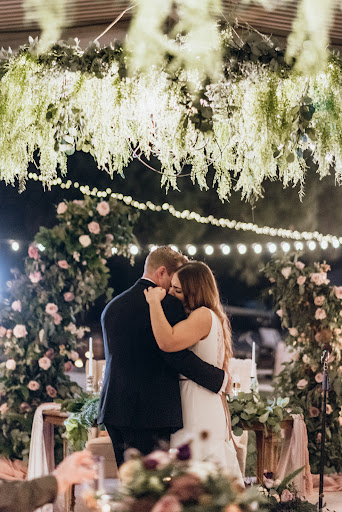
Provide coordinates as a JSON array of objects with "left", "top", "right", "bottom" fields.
[{"left": 170, "top": 309, "right": 244, "bottom": 486}]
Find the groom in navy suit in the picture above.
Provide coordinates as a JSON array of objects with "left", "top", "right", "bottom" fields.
[{"left": 98, "top": 246, "right": 226, "bottom": 467}]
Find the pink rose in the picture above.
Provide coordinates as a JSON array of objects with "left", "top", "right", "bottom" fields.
[
  {"left": 65, "top": 322, "right": 77, "bottom": 334},
  {"left": 46, "top": 385, "right": 57, "bottom": 398},
  {"left": 28, "top": 245, "right": 39, "bottom": 259},
  {"left": 88, "top": 221, "right": 100, "bottom": 234},
  {"left": 64, "top": 292, "right": 74, "bottom": 302},
  {"left": 314, "top": 296, "right": 325, "bottom": 306},
  {"left": 20, "top": 402, "right": 31, "bottom": 413},
  {"left": 295, "top": 261, "right": 305, "bottom": 269},
  {"left": 0, "top": 404, "right": 8, "bottom": 414},
  {"left": 288, "top": 328, "right": 298, "bottom": 337},
  {"left": 53, "top": 313, "right": 62, "bottom": 325},
  {"left": 101, "top": 259, "right": 107, "bottom": 265},
  {"left": 326, "top": 404, "right": 333, "bottom": 414},
  {"left": 57, "top": 202, "right": 67, "bottom": 214},
  {"left": 297, "top": 276, "right": 306, "bottom": 285},
  {"left": 315, "top": 373, "right": 324, "bottom": 383},
  {"left": 45, "top": 348, "right": 55, "bottom": 359},
  {"left": 28, "top": 380, "right": 40, "bottom": 391},
  {"left": 70, "top": 350, "right": 79, "bottom": 361},
  {"left": 13, "top": 324, "right": 28, "bottom": 338},
  {"left": 64, "top": 361, "right": 73, "bottom": 372},
  {"left": 79, "top": 235, "right": 91, "bottom": 247},
  {"left": 57, "top": 260, "right": 69, "bottom": 269},
  {"left": 151, "top": 496, "right": 182, "bottom": 512},
  {"left": 38, "top": 356, "right": 51, "bottom": 370},
  {"left": 309, "top": 406, "right": 320, "bottom": 418},
  {"left": 45, "top": 303, "right": 58, "bottom": 316},
  {"left": 276, "top": 309, "right": 283, "bottom": 317},
  {"left": 29, "top": 271, "right": 42, "bottom": 284},
  {"left": 310, "top": 272, "right": 328, "bottom": 286},
  {"left": 315, "top": 308, "right": 327, "bottom": 320},
  {"left": 297, "top": 379, "right": 308, "bottom": 389},
  {"left": 96, "top": 201, "right": 110, "bottom": 216},
  {"left": 281, "top": 267, "right": 292, "bottom": 279},
  {"left": 334, "top": 286, "right": 342, "bottom": 299},
  {"left": 106, "top": 234, "right": 114, "bottom": 242},
  {"left": 6, "top": 359, "right": 16, "bottom": 370},
  {"left": 280, "top": 489, "right": 294, "bottom": 503},
  {"left": 11, "top": 300, "right": 21, "bottom": 312},
  {"left": 0, "top": 327, "right": 6, "bottom": 337}
]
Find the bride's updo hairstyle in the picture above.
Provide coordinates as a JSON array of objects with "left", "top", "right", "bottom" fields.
[{"left": 176, "top": 261, "right": 233, "bottom": 364}]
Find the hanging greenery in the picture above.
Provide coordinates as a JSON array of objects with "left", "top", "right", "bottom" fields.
[
  {"left": 263, "top": 255, "right": 342, "bottom": 473},
  {"left": 0, "top": 196, "right": 138, "bottom": 460},
  {"left": 2, "top": 12, "right": 342, "bottom": 200}
]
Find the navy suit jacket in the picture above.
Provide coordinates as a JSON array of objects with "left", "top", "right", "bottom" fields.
[{"left": 97, "top": 278, "right": 224, "bottom": 429}]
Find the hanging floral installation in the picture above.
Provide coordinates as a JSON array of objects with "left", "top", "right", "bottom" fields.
[
  {"left": 1, "top": 1, "right": 342, "bottom": 201},
  {"left": 263, "top": 255, "right": 342, "bottom": 473},
  {"left": 0, "top": 196, "right": 137, "bottom": 460}
]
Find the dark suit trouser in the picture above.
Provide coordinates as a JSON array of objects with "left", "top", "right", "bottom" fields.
[{"left": 105, "top": 424, "right": 172, "bottom": 467}]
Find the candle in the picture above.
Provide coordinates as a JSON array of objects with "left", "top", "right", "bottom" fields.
[
  {"left": 88, "top": 337, "right": 93, "bottom": 377},
  {"left": 251, "top": 341, "right": 256, "bottom": 378}
]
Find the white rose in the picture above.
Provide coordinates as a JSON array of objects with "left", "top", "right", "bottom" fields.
[{"left": 6, "top": 359, "right": 16, "bottom": 370}]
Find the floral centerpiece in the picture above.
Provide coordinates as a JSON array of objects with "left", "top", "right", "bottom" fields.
[{"left": 263, "top": 254, "right": 342, "bottom": 473}]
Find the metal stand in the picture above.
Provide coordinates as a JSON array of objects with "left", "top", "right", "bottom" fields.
[{"left": 318, "top": 347, "right": 330, "bottom": 512}]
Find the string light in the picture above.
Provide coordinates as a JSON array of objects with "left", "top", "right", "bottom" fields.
[
  {"left": 221, "top": 244, "right": 231, "bottom": 255},
  {"left": 204, "top": 245, "right": 214, "bottom": 255},
  {"left": 253, "top": 243, "right": 262, "bottom": 254},
  {"left": 27, "top": 172, "right": 342, "bottom": 244},
  {"left": 268, "top": 243, "right": 277, "bottom": 254},
  {"left": 308, "top": 241, "right": 317, "bottom": 251},
  {"left": 11, "top": 241, "right": 20, "bottom": 251},
  {"left": 129, "top": 244, "right": 139, "bottom": 255},
  {"left": 187, "top": 245, "right": 197, "bottom": 256},
  {"left": 237, "top": 244, "right": 247, "bottom": 254}
]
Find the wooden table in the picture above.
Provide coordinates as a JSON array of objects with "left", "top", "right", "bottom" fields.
[
  {"left": 243, "top": 417, "right": 293, "bottom": 483},
  {"left": 42, "top": 408, "right": 75, "bottom": 512}
]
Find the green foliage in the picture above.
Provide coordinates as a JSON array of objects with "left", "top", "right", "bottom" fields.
[
  {"left": 3, "top": 26, "right": 342, "bottom": 201},
  {"left": 228, "top": 391, "right": 296, "bottom": 437},
  {"left": 0, "top": 196, "right": 138, "bottom": 460},
  {"left": 263, "top": 254, "right": 342, "bottom": 473},
  {"left": 63, "top": 396, "right": 100, "bottom": 451}
]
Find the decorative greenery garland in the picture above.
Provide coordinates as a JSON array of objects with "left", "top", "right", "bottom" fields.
[
  {"left": 1, "top": 26, "right": 342, "bottom": 201},
  {"left": 0, "top": 196, "right": 138, "bottom": 460},
  {"left": 264, "top": 255, "right": 342, "bottom": 473}
]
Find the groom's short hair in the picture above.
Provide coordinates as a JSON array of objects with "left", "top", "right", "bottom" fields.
[{"left": 144, "top": 246, "right": 188, "bottom": 275}]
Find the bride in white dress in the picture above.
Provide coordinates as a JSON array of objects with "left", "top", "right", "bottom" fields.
[{"left": 144, "top": 261, "right": 244, "bottom": 486}]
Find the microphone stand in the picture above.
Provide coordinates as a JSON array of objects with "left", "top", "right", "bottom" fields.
[{"left": 318, "top": 348, "right": 330, "bottom": 512}]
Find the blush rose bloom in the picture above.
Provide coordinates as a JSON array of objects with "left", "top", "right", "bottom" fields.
[
  {"left": 11, "top": 300, "right": 21, "bottom": 312},
  {"left": 315, "top": 373, "right": 324, "bottom": 383},
  {"left": 28, "top": 380, "right": 40, "bottom": 391},
  {"left": 297, "top": 276, "right": 306, "bottom": 285},
  {"left": 297, "top": 379, "right": 308, "bottom": 389},
  {"left": 6, "top": 359, "right": 16, "bottom": 370},
  {"left": 38, "top": 356, "right": 51, "bottom": 370},
  {"left": 334, "top": 286, "right": 342, "bottom": 299},
  {"left": 0, "top": 404, "right": 8, "bottom": 414},
  {"left": 46, "top": 385, "right": 57, "bottom": 398},
  {"left": 64, "top": 361, "right": 73, "bottom": 372},
  {"left": 310, "top": 272, "right": 328, "bottom": 286},
  {"left": 57, "top": 260, "right": 69, "bottom": 269},
  {"left": 315, "top": 308, "right": 327, "bottom": 320},
  {"left": 295, "top": 261, "right": 305, "bottom": 270},
  {"left": 28, "top": 245, "right": 39, "bottom": 259},
  {"left": 280, "top": 489, "right": 294, "bottom": 503},
  {"left": 106, "top": 234, "right": 114, "bottom": 242},
  {"left": 57, "top": 202, "right": 67, "bottom": 214},
  {"left": 281, "top": 267, "right": 292, "bottom": 279},
  {"left": 88, "top": 221, "right": 100, "bottom": 234},
  {"left": 13, "top": 324, "right": 28, "bottom": 338},
  {"left": 302, "top": 354, "right": 311, "bottom": 365},
  {"left": 65, "top": 322, "right": 77, "bottom": 334},
  {"left": 314, "top": 296, "right": 325, "bottom": 306},
  {"left": 45, "top": 303, "right": 58, "bottom": 316},
  {"left": 64, "top": 292, "right": 74, "bottom": 302},
  {"left": 97, "top": 201, "right": 110, "bottom": 216},
  {"left": 288, "top": 328, "right": 298, "bottom": 337},
  {"left": 53, "top": 314, "right": 63, "bottom": 326},
  {"left": 29, "top": 271, "right": 42, "bottom": 284},
  {"left": 79, "top": 235, "right": 91, "bottom": 247},
  {"left": 0, "top": 327, "right": 6, "bottom": 337},
  {"left": 309, "top": 406, "right": 320, "bottom": 418},
  {"left": 70, "top": 350, "right": 79, "bottom": 361}
]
